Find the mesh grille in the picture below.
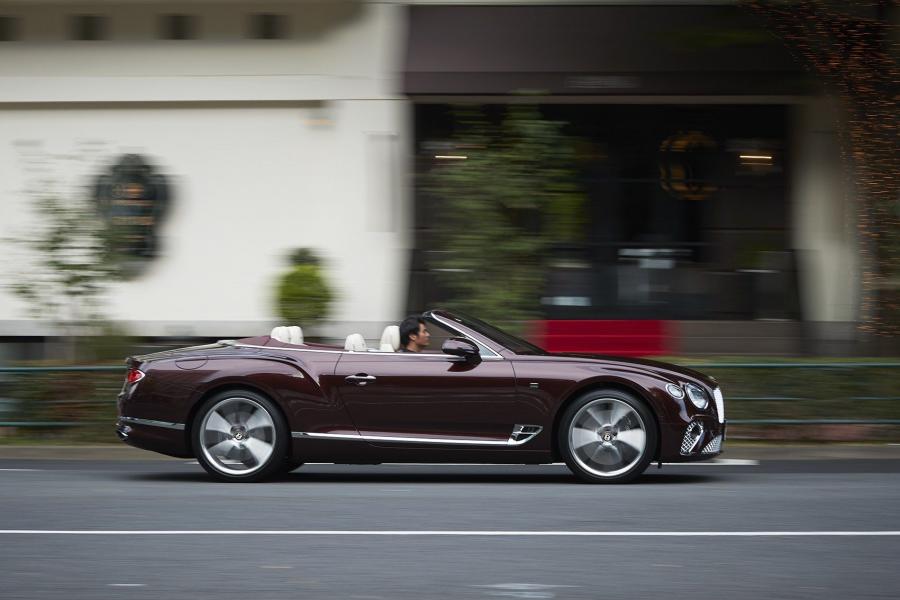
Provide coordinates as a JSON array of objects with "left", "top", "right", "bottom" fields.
[
  {"left": 702, "top": 435, "right": 723, "bottom": 454},
  {"left": 680, "top": 422, "right": 703, "bottom": 455}
]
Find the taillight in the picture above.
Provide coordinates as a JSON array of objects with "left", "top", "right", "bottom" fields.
[{"left": 126, "top": 368, "right": 145, "bottom": 385}]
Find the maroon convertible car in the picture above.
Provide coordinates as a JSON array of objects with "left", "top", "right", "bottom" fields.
[{"left": 116, "top": 310, "right": 725, "bottom": 483}]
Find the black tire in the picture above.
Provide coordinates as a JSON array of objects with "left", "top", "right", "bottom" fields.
[
  {"left": 192, "top": 389, "right": 288, "bottom": 482},
  {"left": 558, "top": 388, "right": 657, "bottom": 484}
]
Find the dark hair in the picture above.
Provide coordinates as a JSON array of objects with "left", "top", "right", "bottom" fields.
[{"left": 399, "top": 316, "right": 425, "bottom": 347}]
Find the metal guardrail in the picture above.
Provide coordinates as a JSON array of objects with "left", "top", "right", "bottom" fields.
[
  {"left": 1, "top": 363, "right": 899, "bottom": 428},
  {"left": 0, "top": 366, "right": 125, "bottom": 373}
]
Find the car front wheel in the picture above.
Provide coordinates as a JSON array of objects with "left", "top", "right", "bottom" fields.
[
  {"left": 193, "top": 390, "right": 288, "bottom": 482},
  {"left": 559, "top": 389, "right": 657, "bottom": 484}
]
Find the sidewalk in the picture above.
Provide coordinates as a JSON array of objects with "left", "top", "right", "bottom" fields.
[{"left": 0, "top": 443, "right": 898, "bottom": 461}]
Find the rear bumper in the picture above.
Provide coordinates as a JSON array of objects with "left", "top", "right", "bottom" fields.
[{"left": 116, "top": 417, "right": 192, "bottom": 459}]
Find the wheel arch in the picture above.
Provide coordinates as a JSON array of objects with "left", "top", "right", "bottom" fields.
[
  {"left": 550, "top": 379, "right": 662, "bottom": 462},
  {"left": 184, "top": 383, "right": 293, "bottom": 459}
]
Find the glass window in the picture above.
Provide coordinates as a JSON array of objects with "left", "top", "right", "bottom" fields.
[
  {"left": 160, "top": 14, "right": 197, "bottom": 40},
  {"left": 0, "top": 16, "right": 20, "bottom": 42},
  {"left": 437, "top": 312, "right": 546, "bottom": 355},
  {"left": 71, "top": 15, "right": 106, "bottom": 41},
  {"left": 249, "top": 14, "right": 286, "bottom": 40}
]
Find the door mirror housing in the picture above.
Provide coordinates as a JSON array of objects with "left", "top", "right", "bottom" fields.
[{"left": 442, "top": 337, "right": 481, "bottom": 362}]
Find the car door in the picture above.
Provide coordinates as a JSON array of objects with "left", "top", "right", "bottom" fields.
[{"left": 334, "top": 351, "right": 520, "bottom": 444}]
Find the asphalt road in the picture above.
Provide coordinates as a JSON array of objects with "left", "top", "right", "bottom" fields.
[{"left": 1, "top": 458, "right": 900, "bottom": 599}]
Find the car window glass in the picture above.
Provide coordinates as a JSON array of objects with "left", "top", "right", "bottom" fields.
[{"left": 423, "top": 316, "right": 496, "bottom": 357}]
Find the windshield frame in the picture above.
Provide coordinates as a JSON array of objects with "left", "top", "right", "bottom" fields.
[{"left": 425, "top": 310, "right": 547, "bottom": 356}]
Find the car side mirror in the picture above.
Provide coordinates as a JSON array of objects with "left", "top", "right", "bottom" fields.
[{"left": 442, "top": 337, "right": 481, "bottom": 362}]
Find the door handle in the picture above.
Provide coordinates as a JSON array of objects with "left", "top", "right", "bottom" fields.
[{"left": 345, "top": 374, "right": 376, "bottom": 386}]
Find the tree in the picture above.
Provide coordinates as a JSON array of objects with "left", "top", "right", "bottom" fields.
[
  {"left": 424, "top": 105, "right": 586, "bottom": 329},
  {"left": 9, "top": 189, "right": 116, "bottom": 337},
  {"left": 741, "top": 0, "right": 900, "bottom": 335}
]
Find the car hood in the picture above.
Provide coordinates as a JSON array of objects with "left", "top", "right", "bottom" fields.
[{"left": 546, "top": 352, "right": 718, "bottom": 388}]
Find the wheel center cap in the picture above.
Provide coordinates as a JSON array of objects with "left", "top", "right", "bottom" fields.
[
  {"left": 599, "top": 429, "right": 615, "bottom": 442},
  {"left": 231, "top": 426, "right": 247, "bottom": 441}
]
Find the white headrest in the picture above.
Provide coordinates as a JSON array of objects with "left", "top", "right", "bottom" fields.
[
  {"left": 379, "top": 325, "right": 400, "bottom": 352},
  {"left": 344, "top": 333, "right": 368, "bottom": 352},
  {"left": 270, "top": 326, "right": 290, "bottom": 343},
  {"left": 271, "top": 325, "right": 304, "bottom": 345}
]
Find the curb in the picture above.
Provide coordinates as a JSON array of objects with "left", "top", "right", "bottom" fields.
[{"left": 0, "top": 444, "right": 899, "bottom": 461}]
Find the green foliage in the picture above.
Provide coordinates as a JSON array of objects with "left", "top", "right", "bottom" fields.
[
  {"left": 424, "top": 105, "right": 586, "bottom": 328},
  {"left": 9, "top": 193, "right": 116, "bottom": 326},
  {"left": 275, "top": 252, "right": 333, "bottom": 326},
  {"left": 288, "top": 248, "right": 321, "bottom": 267}
]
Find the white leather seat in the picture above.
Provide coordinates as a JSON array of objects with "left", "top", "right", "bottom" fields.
[
  {"left": 379, "top": 325, "right": 400, "bottom": 352},
  {"left": 270, "top": 325, "right": 304, "bottom": 345},
  {"left": 287, "top": 326, "right": 303, "bottom": 345},
  {"left": 344, "top": 333, "right": 368, "bottom": 352}
]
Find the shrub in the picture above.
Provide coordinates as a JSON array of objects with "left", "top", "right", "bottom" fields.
[{"left": 275, "top": 250, "right": 333, "bottom": 326}]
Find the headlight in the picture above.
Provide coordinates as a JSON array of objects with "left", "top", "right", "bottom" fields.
[
  {"left": 665, "top": 383, "right": 685, "bottom": 400},
  {"left": 684, "top": 383, "right": 709, "bottom": 409}
]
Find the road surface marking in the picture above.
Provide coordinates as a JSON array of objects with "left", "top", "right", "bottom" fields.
[
  {"left": 666, "top": 459, "right": 758, "bottom": 466},
  {"left": 299, "top": 459, "right": 758, "bottom": 467},
  {"left": 1, "top": 530, "right": 897, "bottom": 537},
  {"left": 0, "top": 468, "right": 42, "bottom": 472},
  {"left": 108, "top": 583, "right": 146, "bottom": 587}
]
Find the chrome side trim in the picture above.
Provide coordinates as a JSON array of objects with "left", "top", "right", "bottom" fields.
[
  {"left": 293, "top": 425, "right": 543, "bottom": 447},
  {"left": 235, "top": 343, "right": 342, "bottom": 354},
  {"left": 119, "top": 416, "right": 185, "bottom": 431},
  {"left": 233, "top": 343, "right": 503, "bottom": 360}
]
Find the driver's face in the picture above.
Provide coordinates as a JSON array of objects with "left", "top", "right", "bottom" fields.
[{"left": 411, "top": 323, "right": 431, "bottom": 347}]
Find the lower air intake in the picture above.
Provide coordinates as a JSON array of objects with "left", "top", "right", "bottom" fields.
[
  {"left": 680, "top": 422, "right": 703, "bottom": 455},
  {"left": 702, "top": 435, "right": 723, "bottom": 454}
]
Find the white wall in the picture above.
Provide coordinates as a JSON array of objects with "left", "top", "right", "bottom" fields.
[
  {"left": 0, "top": 1, "right": 412, "bottom": 337},
  {"left": 790, "top": 97, "right": 859, "bottom": 323}
]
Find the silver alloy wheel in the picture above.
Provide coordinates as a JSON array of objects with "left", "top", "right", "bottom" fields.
[
  {"left": 568, "top": 397, "right": 647, "bottom": 478},
  {"left": 199, "top": 397, "right": 276, "bottom": 476}
]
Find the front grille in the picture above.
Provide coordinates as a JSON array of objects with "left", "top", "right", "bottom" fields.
[
  {"left": 680, "top": 421, "right": 704, "bottom": 455},
  {"left": 702, "top": 435, "right": 723, "bottom": 454},
  {"left": 713, "top": 387, "right": 725, "bottom": 424}
]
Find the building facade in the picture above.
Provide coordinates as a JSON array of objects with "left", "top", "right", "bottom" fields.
[{"left": 0, "top": 0, "right": 868, "bottom": 354}]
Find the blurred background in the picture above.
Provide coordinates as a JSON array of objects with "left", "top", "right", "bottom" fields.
[{"left": 0, "top": 0, "right": 897, "bottom": 444}]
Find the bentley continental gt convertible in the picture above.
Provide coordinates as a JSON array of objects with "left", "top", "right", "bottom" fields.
[{"left": 116, "top": 310, "right": 725, "bottom": 483}]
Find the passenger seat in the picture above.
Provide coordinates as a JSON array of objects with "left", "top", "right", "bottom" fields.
[
  {"left": 344, "top": 333, "right": 368, "bottom": 352},
  {"left": 270, "top": 325, "right": 304, "bottom": 345},
  {"left": 379, "top": 325, "right": 400, "bottom": 352}
]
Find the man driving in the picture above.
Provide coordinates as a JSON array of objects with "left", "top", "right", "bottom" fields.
[{"left": 398, "top": 315, "right": 431, "bottom": 353}]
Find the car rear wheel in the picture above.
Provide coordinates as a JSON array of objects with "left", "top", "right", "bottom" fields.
[
  {"left": 559, "top": 389, "right": 657, "bottom": 484},
  {"left": 193, "top": 390, "right": 288, "bottom": 482}
]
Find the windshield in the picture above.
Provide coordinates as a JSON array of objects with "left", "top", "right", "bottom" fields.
[{"left": 436, "top": 311, "right": 547, "bottom": 355}]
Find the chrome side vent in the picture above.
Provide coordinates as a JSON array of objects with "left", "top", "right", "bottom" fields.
[
  {"left": 508, "top": 424, "right": 543, "bottom": 446},
  {"left": 680, "top": 421, "right": 704, "bottom": 455}
]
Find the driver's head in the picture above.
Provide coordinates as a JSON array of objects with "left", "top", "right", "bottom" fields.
[{"left": 399, "top": 315, "right": 430, "bottom": 352}]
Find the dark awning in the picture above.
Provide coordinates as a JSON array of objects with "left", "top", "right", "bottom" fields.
[{"left": 404, "top": 5, "right": 812, "bottom": 96}]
